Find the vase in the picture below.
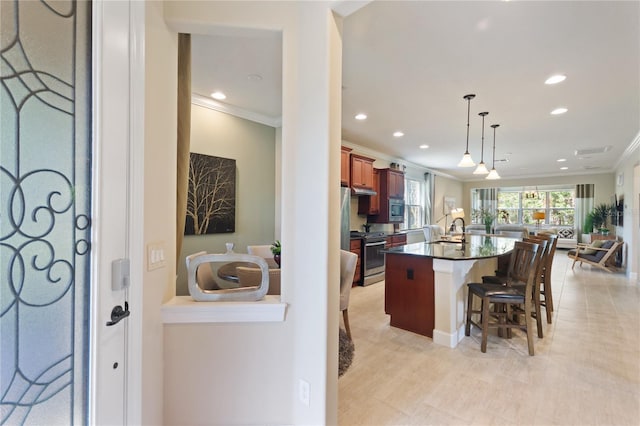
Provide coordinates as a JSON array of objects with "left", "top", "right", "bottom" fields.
[{"left": 274, "top": 254, "right": 281, "bottom": 267}]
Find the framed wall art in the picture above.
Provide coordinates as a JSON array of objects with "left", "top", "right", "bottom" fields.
[{"left": 185, "top": 153, "right": 236, "bottom": 235}]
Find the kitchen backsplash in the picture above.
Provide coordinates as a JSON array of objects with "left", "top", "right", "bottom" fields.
[{"left": 350, "top": 195, "right": 395, "bottom": 233}]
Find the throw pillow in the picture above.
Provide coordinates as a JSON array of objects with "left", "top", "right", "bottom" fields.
[
  {"left": 557, "top": 228, "right": 574, "bottom": 239},
  {"left": 581, "top": 239, "right": 604, "bottom": 255}
]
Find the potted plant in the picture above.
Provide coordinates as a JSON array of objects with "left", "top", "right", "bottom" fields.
[
  {"left": 592, "top": 203, "right": 614, "bottom": 234},
  {"left": 582, "top": 211, "right": 595, "bottom": 243},
  {"left": 270, "top": 240, "right": 281, "bottom": 267},
  {"left": 472, "top": 209, "right": 496, "bottom": 234}
]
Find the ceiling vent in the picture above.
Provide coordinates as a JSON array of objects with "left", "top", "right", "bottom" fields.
[{"left": 574, "top": 146, "right": 612, "bottom": 156}]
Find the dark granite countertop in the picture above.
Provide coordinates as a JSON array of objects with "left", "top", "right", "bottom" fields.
[{"left": 381, "top": 235, "right": 517, "bottom": 261}]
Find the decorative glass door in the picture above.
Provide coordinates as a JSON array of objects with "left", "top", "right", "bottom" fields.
[{"left": 1, "top": 1, "right": 92, "bottom": 423}]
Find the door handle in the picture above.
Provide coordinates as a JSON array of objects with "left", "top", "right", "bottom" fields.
[{"left": 106, "top": 301, "right": 130, "bottom": 326}]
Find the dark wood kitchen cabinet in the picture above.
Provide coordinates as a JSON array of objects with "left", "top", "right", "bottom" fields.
[
  {"left": 367, "top": 168, "right": 405, "bottom": 223},
  {"left": 384, "top": 253, "right": 434, "bottom": 336},
  {"left": 386, "top": 233, "right": 407, "bottom": 248},
  {"left": 357, "top": 169, "right": 380, "bottom": 215},
  {"left": 350, "top": 154, "right": 375, "bottom": 190},
  {"left": 350, "top": 238, "right": 362, "bottom": 285},
  {"left": 341, "top": 146, "right": 352, "bottom": 187},
  {"left": 380, "top": 168, "right": 404, "bottom": 199}
]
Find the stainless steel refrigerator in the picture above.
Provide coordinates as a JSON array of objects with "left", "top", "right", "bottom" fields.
[{"left": 340, "top": 187, "right": 350, "bottom": 250}]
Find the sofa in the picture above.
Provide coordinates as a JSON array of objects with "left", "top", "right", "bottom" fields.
[
  {"left": 464, "top": 224, "right": 578, "bottom": 249},
  {"left": 536, "top": 227, "right": 577, "bottom": 249}
]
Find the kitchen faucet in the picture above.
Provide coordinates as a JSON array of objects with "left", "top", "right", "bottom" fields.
[{"left": 450, "top": 218, "right": 466, "bottom": 245}]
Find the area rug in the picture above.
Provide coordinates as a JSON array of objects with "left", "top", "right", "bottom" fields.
[{"left": 338, "top": 328, "right": 354, "bottom": 377}]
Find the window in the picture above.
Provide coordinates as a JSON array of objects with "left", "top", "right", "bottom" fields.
[
  {"left": 472, "top": 187, "right": 575, "bottom": 226},
  {"left": 402, "top": 178, "right": 423, "bottom": 230}
]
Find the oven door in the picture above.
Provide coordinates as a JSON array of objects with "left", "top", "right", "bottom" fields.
[{"left": 364, "top": 240, "right": 386, "bottom": 276}]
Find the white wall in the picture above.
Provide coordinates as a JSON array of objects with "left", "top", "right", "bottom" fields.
[
  {"left": 142, "top": 2, "right": 177, "bottom": 424},
  {"left": 161, "top": 2, "right": 344, "bottom": 424},
  {"left": 614, "top": 137, "right": 640, "bottom": 279},
  {"left": 176, "top": 105, "right": 276, "bottom": 295}
]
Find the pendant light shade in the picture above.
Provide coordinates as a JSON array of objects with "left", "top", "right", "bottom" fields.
[
  {"left": 458, "top": 94, "right": 476, "bottom": 167},
  {"left": 473, "top": 111, "right": 490, "bottom": 175},
  {"left": 486, "top": 124, "right": 501, "bottom": 180}
]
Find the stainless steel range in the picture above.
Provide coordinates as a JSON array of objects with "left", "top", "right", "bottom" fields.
[{"left": 351, "top": 231, "right": 387, "bottom": 286}]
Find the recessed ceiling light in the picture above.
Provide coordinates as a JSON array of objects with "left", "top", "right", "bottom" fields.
[
  {"left": 551, "top": 107, "right": 568, "bottom": 115},
  {"left": 419, "top": 144, "right": 429, "bottom": 149},
  {"left": 560, "top": 166, "right": 569, "bottom": 170},
  {"left": 355, "top": 113, "right": 367, "bottom": 120},
  {"left": 393, "top": 131, "right": 404, "bottom": 137},
  {"left": 211, "top": 91, "right": 226, "bottom": 100},
  {"left": 557, "top": 158, "right": 567, "bottom": 162},
  {"left": 545, "top": 74, "right": 566, "bottom": 85}
]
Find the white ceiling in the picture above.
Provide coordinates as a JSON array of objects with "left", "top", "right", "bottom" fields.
[{"left": 191, "top": 1, "right": 640, "bottom": 181}]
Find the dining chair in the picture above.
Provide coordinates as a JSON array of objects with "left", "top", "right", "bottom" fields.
[
  {"left": 465, "top": 240, "right": 543, "bottom": 355},
  {"left": 340, "top": 250, "right": 358, "bottom": 339},
  {"left": 236, "top": 266, "right": 281, "bottom": 295},
  {"left": 185, "top": 251, "right": 219, "bottom": 290},
  {"left": 247, "top": 245, "right": 273, "bottom": 258}
]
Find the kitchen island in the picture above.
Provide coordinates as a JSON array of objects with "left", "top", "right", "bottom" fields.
[{"left": 382, "top": 235, "right": 517, "bottom": 348}]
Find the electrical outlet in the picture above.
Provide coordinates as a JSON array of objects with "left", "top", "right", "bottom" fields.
[{"left": 299, "top": 379, "right": 310, "bottom": 406}]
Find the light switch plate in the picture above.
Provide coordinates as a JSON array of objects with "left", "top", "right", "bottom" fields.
[{"left": 147, "top": 241, "right": 166, "bottom": 271}]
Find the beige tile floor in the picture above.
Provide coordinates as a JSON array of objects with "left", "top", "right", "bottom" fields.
[{"left": 339, "top": 250, "right": 640, "bottom": 425}]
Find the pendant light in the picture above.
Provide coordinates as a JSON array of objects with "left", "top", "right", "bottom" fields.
[
  {"left": 473, "top": 111, "right": 490, "bottom": 174},
  {"left": 486, "top": 124, "right": 501, "bottom": 180},
  {"left": 457, "top": 94, "right": 476, "bottom": 167}
]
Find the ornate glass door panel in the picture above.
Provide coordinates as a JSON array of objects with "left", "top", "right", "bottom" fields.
[{"left": 1, "top": 1, "right": 91, "bottom": 424}]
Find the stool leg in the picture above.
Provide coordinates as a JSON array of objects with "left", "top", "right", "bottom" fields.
[
  {"left": 481, "top": 296, "right": 490, "bottom": 353},
  {"left": 465, "top": 290, "right": 474, "bottom": 336}
]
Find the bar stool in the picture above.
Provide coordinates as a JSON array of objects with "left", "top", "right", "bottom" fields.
[{"left": 465, "top": 241, "right": 543, "bottom": 355}]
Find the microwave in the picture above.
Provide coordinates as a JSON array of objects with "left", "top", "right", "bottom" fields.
[{"left": 389, "top": 198, "right": 404, "bottom": 222}]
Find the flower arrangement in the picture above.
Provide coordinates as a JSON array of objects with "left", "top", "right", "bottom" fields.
[
  {"left": 472, "top": 208, "right": 497, "bottom": 233},
  {"left": 472, "top": 208, "right": 496, "bottom": 226}
]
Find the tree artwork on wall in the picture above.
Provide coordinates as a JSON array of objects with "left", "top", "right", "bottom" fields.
[{"left": 185, "top": 153, "right": 236, "bottom": 235}]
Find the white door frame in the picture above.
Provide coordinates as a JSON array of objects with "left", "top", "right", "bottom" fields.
[{"left": 90, "top": 1, "right": 144, "bottom": 424}]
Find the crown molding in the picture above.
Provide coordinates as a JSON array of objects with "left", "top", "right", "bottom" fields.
[
  {"left": 614, "top": 130, "right": 640, "bottom": 170},
  {"left": 192, "top": 94, "right": 282, "bottom": 128}
]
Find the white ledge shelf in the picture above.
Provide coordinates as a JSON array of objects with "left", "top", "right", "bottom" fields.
[{"left": 162, "top": 295, "right": 287, "bottom": 324}]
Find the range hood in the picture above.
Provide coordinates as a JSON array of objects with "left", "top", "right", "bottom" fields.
[{"left": 351, "top": 187, "right": 377, "bottom": 196}]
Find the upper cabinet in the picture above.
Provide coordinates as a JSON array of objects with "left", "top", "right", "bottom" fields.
[
  {"left": 350, "top": 154, "right": 375, "bottom": 190},
  {"left": 357, "top": 169, "right": 380, "bottom": 215},
  {"left": 341, "top": 146, "right": 352, "bottom": 187},
  {"left": 379, "top": 168, "right": 404, "bottom": 199}
]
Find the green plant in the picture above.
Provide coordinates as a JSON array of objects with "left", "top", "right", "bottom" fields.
[
  {"left": 592, "top": 203, "right": 614, "bottom": 229},
  {"left": 472, "top": 208, "right": 496, "bottom": 226},
  {"left": 583, "top": 212, "right": 595, "bottom": 233},
  {"left": 270, "top": 240, "right": 281, "bottom": 255}
]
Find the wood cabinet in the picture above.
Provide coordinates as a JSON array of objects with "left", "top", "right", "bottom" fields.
[
  {"left": 384, "top": 253, "right": 434, "bottom": 336},
  {"left": 384, "top": 168, "right": 405, "bottom": 199},
  {"left": 590, "top": 233, "right": 616, "bottom": 241},
  {"left": 350, "top": 239, "right": 362, "bottom": 285},
  {"left": 386, "top": 233, "right": 407, "bottom": 248},
  {"left": 367, "top": 168, "right": 405, "bottom": 223},
  {"left": 340, "top": 146, "right": 352, "bottom": 187},
  {"left": 350, "top": 154, "right": 375, "bottom": 190},
  {"left": 357, "top": 169, "right": 380, "bottom": 215}
]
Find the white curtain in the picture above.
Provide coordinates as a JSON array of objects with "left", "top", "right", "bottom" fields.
[
  {"left": 424, "top": 172, "right": 433, "bottom": 224},
  {"left": 575, "top": 184, "right": 594, "bottom": 242}
]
